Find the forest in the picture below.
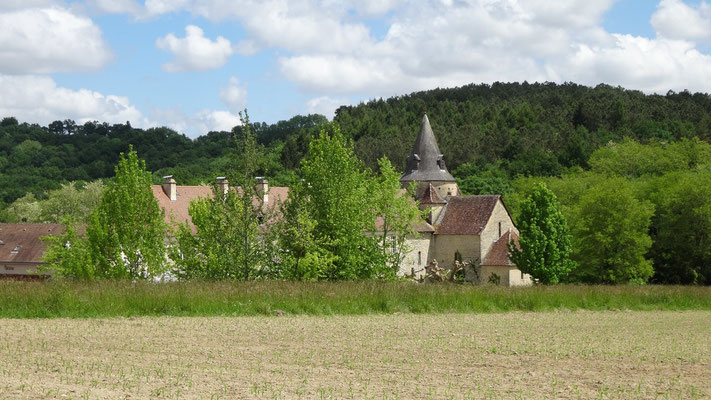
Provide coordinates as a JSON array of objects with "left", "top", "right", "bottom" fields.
[{"left": 1, "top": 81, "right": 710, "bottom": 284}]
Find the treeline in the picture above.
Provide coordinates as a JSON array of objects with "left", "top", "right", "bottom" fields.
[{"left": 44, "top": 124, "right": 422, "bottom": 281}]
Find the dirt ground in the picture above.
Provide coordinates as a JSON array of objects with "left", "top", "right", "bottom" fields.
[{"left": 0, "top": 311, "right": 709, "bottom": 399}]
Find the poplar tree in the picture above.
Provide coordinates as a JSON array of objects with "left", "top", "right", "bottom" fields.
[
  {"left": 508, "top": 183, "right": 575, "bottom": 284},
  {"left": 86, "top": 146, "right": 167, "bottom": 279}
]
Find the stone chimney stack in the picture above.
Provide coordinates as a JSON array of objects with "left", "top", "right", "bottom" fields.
[
  {"left": 255, "top": 177, "right": 269, "bottom": 204},
  {"left": 216, "top": 176, "right": 229, "bottom": 195},
  {"left": 162, "top": 175, "right": 177, "bottom": 201}
]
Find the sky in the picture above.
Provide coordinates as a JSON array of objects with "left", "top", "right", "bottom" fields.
[{"left": 1, "top": 0, "right": 711, "bottom": 138}]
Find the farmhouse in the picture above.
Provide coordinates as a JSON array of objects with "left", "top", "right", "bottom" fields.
[
  {"left": 398, "top": 115, "right": 531, "bottom": 286},
  {"left": 0, "top": 223, "right": 67, "bottom": 279}
]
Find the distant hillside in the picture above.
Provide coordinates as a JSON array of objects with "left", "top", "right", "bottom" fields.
[
  {"left": 2, "top": 81, "right": 711, "bottom": 208},
  {"left": 332, "top": 82, "right": 711, "bottom": 175}
]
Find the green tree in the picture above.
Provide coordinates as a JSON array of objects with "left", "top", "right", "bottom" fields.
[
  {"left": 4, "top": 193, "right": 42, "bottom": 222},
  {"left": 86, "top": 146, "right": 167, "bottom": 279},
  {"left": 276, "top": 180, "right": 334, "bottom": 280},
  {"left": 170, "top": 111, "right": 276, "bottom": 280},
  {"left": 508, "top": 184, "right": 575, "bottom": 284},
  {"left": 648, "top": 171, "right": 711, "bottom": 284},
  {"left": 40, "top": 217, "right": 94, "bottom": 279},
  {"left": 372, "top": 157, "right": 423, "bottom": 276},
  {"left": 570, "top": 179, "right": 654, "bottom": 284},
  {"left": 300, "top": 124, "right": 384, "bottom": 279},
  {"left": 40, "top": 181, "right": 104, "bottom": 223}
]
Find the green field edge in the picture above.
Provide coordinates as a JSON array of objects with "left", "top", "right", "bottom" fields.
[{"left": 1, "top": 281, "right": 710, "bottom": 319}]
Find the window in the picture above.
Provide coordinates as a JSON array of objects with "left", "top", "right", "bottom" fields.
[
  {"left": 11, "top": 245, "right": 20, "bottom": 254},
  {"left": 521, "top": 271, "right": 524, "bottom": 280},
  {"left": 4, "top": 266, "right": 14, "bottom": 271},
  {"left": 498, "top": 222, "right": 502, "bottom": 238},
  {"left": 418, "top": 251, "right": 422, "bottom": 266}
]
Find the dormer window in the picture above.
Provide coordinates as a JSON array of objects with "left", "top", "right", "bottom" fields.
[{"left": 11, "top": 245, "right": 20, "bottom": 254}]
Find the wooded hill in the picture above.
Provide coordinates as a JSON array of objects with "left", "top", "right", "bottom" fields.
[{"left": 2, "top": 81, "right": 711, "bottom": 205}]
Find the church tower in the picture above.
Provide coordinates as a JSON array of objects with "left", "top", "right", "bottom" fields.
[{"left": 400, "top": 114, "right": 459, "bottom": 200}]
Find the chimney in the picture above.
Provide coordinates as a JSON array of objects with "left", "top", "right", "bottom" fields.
[
  {"left": 255, "top": 177, "right": 269, "bottom": 204},
  {"left": 216, "top": 176, "right": 229, "bottom": 195},
  {"left": 162, "top": 175, "right": 177, "bottom": 201}
]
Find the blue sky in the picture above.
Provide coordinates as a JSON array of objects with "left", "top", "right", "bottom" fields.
[{"left": 1, "top": 0, "right": 711, "bottom": 137}]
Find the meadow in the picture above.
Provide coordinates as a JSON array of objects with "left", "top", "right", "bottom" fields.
[
  {"left": 1, "top": 281, "right": 711, "bottom": 318},
  {"left": 1, "top": 311, "right": 709, "bottom": 399}
]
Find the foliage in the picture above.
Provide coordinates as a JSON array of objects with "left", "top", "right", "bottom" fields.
[
  {"left": 508, "top": 184, "right": 575, "bottom": 284},
  {"left": 40, "top": 218, "right": 94, "bottom": 279},
  {"left": 170, "top": 111, "right": 279, "bottom": 280},
  {"left": 4, "top": 182, "right": 103, "bottom": 223},
  {"left": 453, "top": 159, "right": 513, "bottom": 195},
  {"left": 647, "top": 171, "right": 711, "bottom": 284},
  {"left": 569, "top": 179, "right": 655, "bottom": 284},
  {"left": 372, "top": 157, "right": 423, "bottom": 274},
  {"left": 86, "top": 146, "right": 167, "bottom": 279},
  {"left": 1, "top": 281, "right": 710, "bottom": 318},
  {"left": 299, "top": 125, "right": 387, "bottom": 279}
]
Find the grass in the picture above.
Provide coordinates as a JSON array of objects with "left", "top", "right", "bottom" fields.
[{"left": 1, "top": 280, "right": 710, "bottom": 318}]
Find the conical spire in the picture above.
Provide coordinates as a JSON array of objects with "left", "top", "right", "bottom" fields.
[{"left": 400, "top": 114, "right": 456, "bottom": 183}]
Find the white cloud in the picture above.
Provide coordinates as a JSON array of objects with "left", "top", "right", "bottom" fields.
[
  {"left": 88, "top": 0, "right": 142, "bottom": 15},
  {"left": 0, "top": 0, "right": 60, "bottom": 10},
  {"left": 0, "top": 75, "right": 147, "bottom": 127},
  {"left": 306, "top": 96, "right": 347, "bottom": 119},
  {"left": 0, "top": 8, "right": 112, "bottom": 74},
  {"left": 150, "top": 107, "right": 241, "bottom": 137},
  {"left": 219, "top": 77, "right": 248, "bottom": 112},
  {"left": 651, "top": 0, "right": 711, "bottom": 42},
  {"left": 156, "top": 25, "right": 234, "bottom": 72}
]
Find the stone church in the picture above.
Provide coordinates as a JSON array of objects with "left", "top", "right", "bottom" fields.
[{"left": 397, "top": 115, "right": 531, "bottom": 286}]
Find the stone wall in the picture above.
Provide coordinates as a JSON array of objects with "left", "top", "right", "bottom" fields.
[
  {"left": 400, "top": 234, "right": 433, "bottom": 279},
  {"left": 479, "top": 199, "right": 518, "bottom": 260},
  {"left": 431, "top": 234, "right": 480, "bottom": 269}
]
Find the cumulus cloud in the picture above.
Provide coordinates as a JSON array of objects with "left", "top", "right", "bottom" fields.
[
  {"left": 219, "top": 77, "right": 248, "bottom": 113},
  {"left": 88, "top": 0, "right": 143, "bottom": 15},
  {"left": 651, "top": 0, "right": 711, "bottom": 42},
  {"left": 156, "top": 25, "right": 234, "bottom": 72},
  {"left": 0, "top": 75, "right": 147, "bottom": 127},
  {"left": 306, "top": 96, "right": 347, "bottom": 119},
  {"left": 0, "top": 0, "right": 60, "bottom": 10},
  {"left": 150, "top": 107, "right": 241, "bottom": 137},
  {"left": 0, "top": 7, "right": 112, "bottom": 74}
]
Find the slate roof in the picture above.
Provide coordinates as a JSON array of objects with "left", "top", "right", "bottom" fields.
[
  {"left": 151, "top": 185, "right": 290, "bottom": 229},
  {"left": 434, "top": 195, "right": 500, "bottom": 235},
  {"left": 0, "top": 223, "right": 66, "bottom": 264},
  {"left": 400, "top": 115, "right": 456, "bottom": 183},
  {"left": 482, "top": 230, "right": 519, "bottom": 266}
]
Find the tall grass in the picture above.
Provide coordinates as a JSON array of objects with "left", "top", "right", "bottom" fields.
[{"left": 0, "top": 280, "right": 710, "bottom": 318}]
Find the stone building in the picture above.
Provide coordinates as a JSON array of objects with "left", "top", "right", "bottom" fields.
[
  {"left": 398, "top": 115, "right": 531, "bottom": 286},
  {"left": 0, "top": 223, "right": 68, "bottom": 279}
]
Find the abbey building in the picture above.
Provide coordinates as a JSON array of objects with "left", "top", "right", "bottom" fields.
[{"left": 398, "top": 115, "right": 532, "bottom": 286}]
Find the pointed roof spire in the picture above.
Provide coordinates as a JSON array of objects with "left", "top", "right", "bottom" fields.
[{"left": 400, "top": 114, "right": 456, "bottom": 183}]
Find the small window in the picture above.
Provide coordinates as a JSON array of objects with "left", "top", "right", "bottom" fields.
[
  {"left": 521, "top": 271, "right": 524, "bottom": 280},
  {"left": 11, "top": 245, "right": 20, "bottom": 254},
  {"left": 498, "top": 222, "right": 502, "bottom": 238},
  {"left": 418, "top": 251, "right": 422, "bottom": 266},
  {"left": 4, "top": 266, "right": 14, "bottom": 271}
]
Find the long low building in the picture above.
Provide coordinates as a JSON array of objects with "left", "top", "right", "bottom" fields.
[{"left": 0, "top": 223, "right": 67, "bottom": 279}]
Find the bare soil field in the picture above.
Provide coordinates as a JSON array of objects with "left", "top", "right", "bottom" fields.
[{"left": 0, "top": 311, "right": 709, "bottom": 399}]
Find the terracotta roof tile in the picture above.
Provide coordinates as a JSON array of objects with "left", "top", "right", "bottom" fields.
[
  {"left": 482, "top": 231, "right": 519, "bottom": 266},
  {"left": 152, "top": 185, "right": 290, "bottom": 230},
  {"left": 435, "top": 195, "right": 500, "bottom": 235},
  {"left": 0, "top": 223, "right": 67, "bottom": 264},
  {"left": 419, "top": 183, "right": 446, "bottom": 205}
]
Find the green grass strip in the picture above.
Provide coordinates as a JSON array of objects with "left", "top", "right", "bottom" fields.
[{"left": 1, "top": 280, "right": 710, "bottom": 318}]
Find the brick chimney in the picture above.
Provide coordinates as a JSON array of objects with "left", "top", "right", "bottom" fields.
[
  {"left": 216, "top": 176, "right": 229, "bottom": 195},
  {"left": 255, "top": 177, "right": 269, "bottom": 204},
  {"left": 162, "top": 175, "right": 177, "bottom": 201}
]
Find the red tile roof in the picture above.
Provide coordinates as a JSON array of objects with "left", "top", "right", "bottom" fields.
[
  {"left": 0, "top": 223, "right": 67, "bottom": 264},
  {"left": 152, "top": 185, "right": 290, "bottom": 229},
  {"left": 435, "top": 195, "right": 500, "bottom": 235},
  {"left": 482, "top": 231, "right": 519, "bottom": 266},
  {"left": 419, "top": 183, "right": 446, "bottom": 205}
]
